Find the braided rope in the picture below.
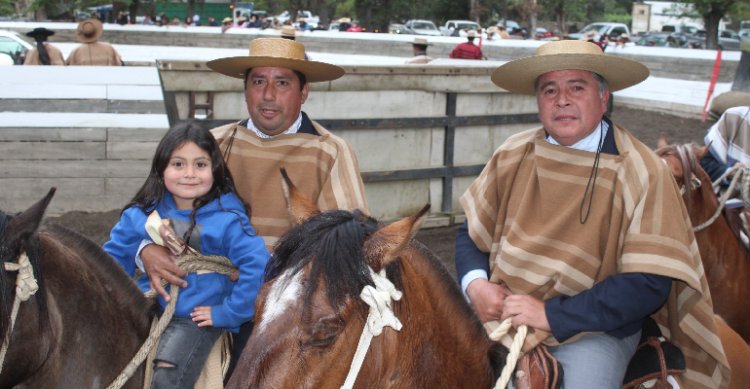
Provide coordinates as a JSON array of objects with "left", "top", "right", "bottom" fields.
[
  {"left": 695, "top": 166, "right": 750, "bottom": 231},
  {"left": 106, "top": 253, "right": 235, "bottom": 389},
  {"left": 341, "top": 267, "right": 402, "bottom": 389},
  {"left": 489, "top": 319, "right": 528, "bottom": 389},
  {"left": 0, "top": 252, "right": 38, "bottom": 374}
]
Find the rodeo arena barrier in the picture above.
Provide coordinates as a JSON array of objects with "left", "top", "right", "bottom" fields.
[{"left": 0, "top": 21, "right": 744, "bottom": 226}]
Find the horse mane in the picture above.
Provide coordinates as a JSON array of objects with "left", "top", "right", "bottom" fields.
[
  {"left": 267, "top": 209, "right": 379, "bottom": 311},
  {"left": 42, "top": 223, "right": 157, "bottom": 321}
]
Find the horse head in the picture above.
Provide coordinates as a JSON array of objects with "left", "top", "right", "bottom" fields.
[
  {"left": 226, "top": 170, "right": 506, "bottom": 388},
  {"left": 655, "top": 134, "right": 710, "bottom": 191},
  {"left": 0, "top": 188, "right": 54, "bottom": 342}
]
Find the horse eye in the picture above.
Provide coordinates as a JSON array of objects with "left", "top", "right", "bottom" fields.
[{"left": 307, "top": 314, "right": 344, "bottom": 348}]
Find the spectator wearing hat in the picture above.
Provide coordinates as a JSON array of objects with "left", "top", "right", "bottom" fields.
[
  {"left": 457, "top": 39, "right": 728, "bottom": 389},
  {"left": 66, "top": 19, "right": 123, "bottom": 66},
  {"left": 138, "top": 38, "right": 368, "bottom": 373},
  {"left": 407, "top": 37, "right": 433, "bottom": 64},
  {"left": 221, "top": 17, "right": 233, "bottom": 33},
  {"left": 280, "top": 25, "right": 309, "bottom": 59},
  {"left": 449, "top": 30, "right": 485, "bottom": 60},
  {"left": 23, "top": 27, "right": 65, "bottom": 66}
]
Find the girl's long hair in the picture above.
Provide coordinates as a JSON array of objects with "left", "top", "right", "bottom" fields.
[{"left": 125, "top": 121, "right": 250, "bottom": 246}]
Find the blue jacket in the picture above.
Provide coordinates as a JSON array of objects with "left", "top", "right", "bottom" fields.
[{"left": 103, "top": 192, "right": 270, "bottom": 332}]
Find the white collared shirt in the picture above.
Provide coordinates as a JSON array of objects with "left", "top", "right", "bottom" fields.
[
  {"left": 545, "top": 120, "right": 609, "bottom": 152},
  {"left": 245, "top": 113, "right": 303, "bottom": 138}
]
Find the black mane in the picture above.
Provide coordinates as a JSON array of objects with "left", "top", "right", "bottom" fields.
[{"left": 266, "top": 209, "right": 380, "bottom": 309}]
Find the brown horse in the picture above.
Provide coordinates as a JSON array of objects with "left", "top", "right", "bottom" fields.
[
  {"left": 0, "top": 189, "right": 157, "bottom": 388},
  {"left": 655, "top": 138, "right": 750, "bottom": 342},
  {"left": 226, "top": 183, "right": 509, "bottom": 387}
]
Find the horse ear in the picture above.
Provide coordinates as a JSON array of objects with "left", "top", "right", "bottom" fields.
[
  {"left": 5, "top": 187, "right": 56, "bottom": 246},
  {"left": 280, "top": 167, "right": 320, "bottom": 226},
  {"left": 364, "top": 204, "right": 430, "bottom": 269},
  {"left": 657, "top": 132, "right": 669, "bottom": 149}
]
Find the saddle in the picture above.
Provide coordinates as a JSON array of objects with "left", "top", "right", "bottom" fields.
[
  {"left": 514, "top": 344, "right": 562, "bottom": 389},
  {"left": 513, "top": 318, "right": 685, "bottom": 389}
]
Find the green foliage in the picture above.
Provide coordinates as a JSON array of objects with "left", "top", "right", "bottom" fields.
[{"left": 0, "top": 0, "right": 15, "bottom": 16}]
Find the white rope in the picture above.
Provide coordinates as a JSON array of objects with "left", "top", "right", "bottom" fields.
[
  {"left": 0, "top": 253, "right": 39, "bottom": 373},
  {"left": 341, "top": 267, "right": 403, "bottom": 389},
  {"left": 695, "top": 166, "right": 750, "bottom": 231},
  {"left": 489, "top": 318, "right": 528, "bottom": 389}
]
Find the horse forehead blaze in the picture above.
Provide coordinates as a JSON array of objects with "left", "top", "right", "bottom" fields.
[{"left": 255, "top": 270, "right": 303, "bottom": 334}]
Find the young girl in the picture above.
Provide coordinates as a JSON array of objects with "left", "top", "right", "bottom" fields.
[{"left": 103, "top": 122, "right": 269, "bottom": 388}]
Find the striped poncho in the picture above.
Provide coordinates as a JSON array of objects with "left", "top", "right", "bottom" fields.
[
  {"left": 461, "top": 125, "right": 729, "bottom": 388},
  {"left": 211, "top": 118, "right": 368, "bottom": 250}
]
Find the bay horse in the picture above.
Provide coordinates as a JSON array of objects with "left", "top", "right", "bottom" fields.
[
  {"left": 226, "top": 176, "right": 509, "bottom": 388},
  {"left": 0, "top": 188, "right": 157, "bottom": 388},
  {"left": 655, "top": 137, "right": 750, "bottom": 342}
]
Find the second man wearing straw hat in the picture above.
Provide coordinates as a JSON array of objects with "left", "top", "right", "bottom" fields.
[
  {"left": 66, "top": 18, "right": 123, "bottom": 66},
  {"left": 138, "top": 37, "right": 368, "bottom": 370},
  {"left": 455, "top": 40, "right": 729, "bottom": 388}
]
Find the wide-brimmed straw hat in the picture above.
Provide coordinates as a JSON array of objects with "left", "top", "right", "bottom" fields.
[
  {"left": 412, "top": 37, "right": 430, "bottom": 46},
  {"left": 76, "top": 19, "right": 103, "bottom": 43},
  {"left": 280, "top": 25, "right": 297, "bottom": 38},
  {"left": 206, "top": 38, "right": 344, "bottom": 82},
  {"left": 491, "top": 40, "right": 649, "bottom": 96},
  {"left": 26, "top": 27, "right": 55, "bottom": 40}
]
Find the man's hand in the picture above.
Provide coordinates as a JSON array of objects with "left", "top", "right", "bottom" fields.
[
  {"left": 466, "top": 278, "right": 512, "bottom": 323},
  {"left": 501, "top": 294, "right": 550, "bottom": 332},
  {"left": 141, "top": 244, "right": 187, "bottom": 301}
]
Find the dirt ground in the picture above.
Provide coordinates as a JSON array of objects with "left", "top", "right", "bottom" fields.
[{"left": 43, "top": 106, "right": 712, "bottom": 277}]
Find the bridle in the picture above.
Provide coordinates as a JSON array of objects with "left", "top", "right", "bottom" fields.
[
  {"left": 341, "top": 266, "right": 403, "bottom": 389},
  {"left": 0, "top": 251, "right": 39, "bottom": 373}
]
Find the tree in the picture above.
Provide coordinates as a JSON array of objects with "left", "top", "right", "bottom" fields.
[{"left": 690, "top": 0, "right": 735, "bottom": 50}]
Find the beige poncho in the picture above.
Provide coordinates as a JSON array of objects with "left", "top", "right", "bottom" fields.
[
  {"left": 212, "top": 120, "right": 368, "bottom": 250},
  {"left": 461, "top": 125, "right": 729, "bottom": 388}
]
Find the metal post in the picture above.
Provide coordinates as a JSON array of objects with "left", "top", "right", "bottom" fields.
[{"left": 442, "top": 93, "right": 457, "bottom": 214}]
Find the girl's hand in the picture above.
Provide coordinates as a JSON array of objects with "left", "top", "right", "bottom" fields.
[{"left": 191, "top": 306, "right": 213, "bottom": 327}]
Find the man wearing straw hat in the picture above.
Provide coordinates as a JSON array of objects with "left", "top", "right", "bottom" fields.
[
  {"left": 138, "top": 37, "right": 368, "bottom": 369},
  {"left": 406, "top": 37, "right": 433, "bottom": 64},
  {"left": 66, "top": 18, "right": 123, "bottom": 66},
  {"left": 449, "top": 30, "right": 485, "bottom": 60},
  {"left": 455, "top": 40, "right": 729, "bottom": 388}
]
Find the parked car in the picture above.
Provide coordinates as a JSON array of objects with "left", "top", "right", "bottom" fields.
[
  {"left": 661, "top": 23, "right": 702, "bottom": 35},
  {"left": 634, "top": 31, "right": 703, "bottom": 48},
  {"left": 439, "top": 20, "right": 480, "bottom": 36},
  {"left": 693, "top": 29, "right": 741, "bottom": 50},
  {"left": 0, "top": 30, "right": 33, "bottom": 65},
  {"left": 568, "top": 22, "right": 630, "bottom": 41},
  {"left": 388, "top": 23, "right": 406, "bottom": 34},
  {"left": 495, "top": 19, "right": 526, "bottom": 38},
  {"left": 402, "top": 19, "right": 441, "bottom": 36},
  {"left": 534, "top": 27, "right": 553, "bottom": 40},
  {"left": 276, "top": 10, "right": 319, "bottom": 28}
]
